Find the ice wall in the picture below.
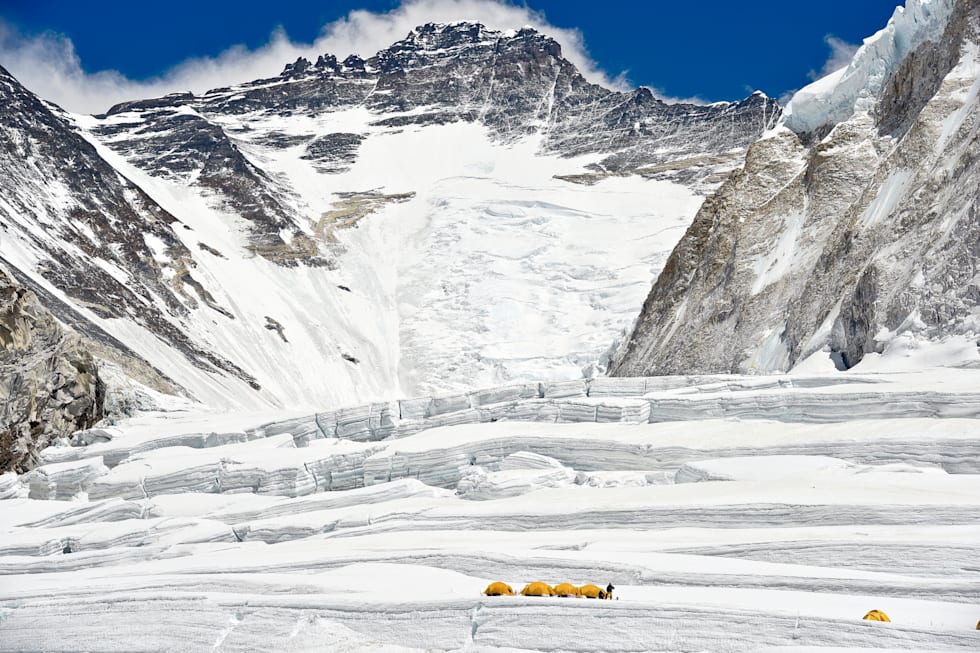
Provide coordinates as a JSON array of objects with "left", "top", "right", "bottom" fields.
[{"left": 783, "top": 0, "right": 955, "bottom": 134}]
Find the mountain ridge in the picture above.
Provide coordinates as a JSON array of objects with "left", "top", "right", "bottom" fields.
[
  {"left": 611, "top": 0, "right": 979, "bottom": 377},
  {"left": 0, "top": 20, "right": 780, "bottom": 453}
]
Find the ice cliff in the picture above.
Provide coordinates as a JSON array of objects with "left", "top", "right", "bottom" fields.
[{"left": 785, "top": 0, "right": 956, "bottom": 136}]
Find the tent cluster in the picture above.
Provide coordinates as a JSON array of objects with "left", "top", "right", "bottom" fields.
[{"left": 484, "top": 581, "right": 614, "bottom": 599}]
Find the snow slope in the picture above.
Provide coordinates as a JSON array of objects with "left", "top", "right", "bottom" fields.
[
  {"left": 2, "top": 368, "right": 979, "bottom": 651},
  {"left": 82, "top": 110, "right": 702, "bottom": 406}
]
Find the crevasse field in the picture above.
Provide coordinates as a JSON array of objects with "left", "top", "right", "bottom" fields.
[{"left": 2, "top": 345, "right": 980, "bottom": 652}]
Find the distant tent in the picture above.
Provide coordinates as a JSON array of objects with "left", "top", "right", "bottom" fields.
[
  {"left": 520, "top": 582, "right": 554, "bottom": 597},
  {"left": 553, "top": 583, "right": 581, "bottom": 597},
  {"left": 863, "top": 610, "right": 890, "bottom": 622},
  {"left": 484, "top": 581, "right": 514, "bottom": 596},
  {"left": 579, "top": 584, "right": 606, "bottom": 599}
]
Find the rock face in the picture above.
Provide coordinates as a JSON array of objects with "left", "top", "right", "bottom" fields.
[
  {"left": 0, "top": 64, "right": 257, "bottom": 395},
  {"left": 0, "top": 270, "right": 103, "bottom": 472},
  {"left": 611, "top": 0, "right": 980, "bottom": 376}
]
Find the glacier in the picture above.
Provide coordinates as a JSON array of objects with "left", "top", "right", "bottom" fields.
[{"left": 2, "top": 366, "right": 980, "bottom": 650}]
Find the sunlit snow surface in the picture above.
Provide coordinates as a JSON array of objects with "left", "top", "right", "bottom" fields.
[
  {"left": 60, "top": 111, "right": 702, "bottom": 409},
  {"left": 3, "top": 358, "right": 980, "bottom": 651}
]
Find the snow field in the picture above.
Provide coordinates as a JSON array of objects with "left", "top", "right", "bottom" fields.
[
  {"left": 63, "top": 110, "right": 704, "bottom": 412},
  {"left": 2, "top": 370, "right": 980, "bottom": 650}
]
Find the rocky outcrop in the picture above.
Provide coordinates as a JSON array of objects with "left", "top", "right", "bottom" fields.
[
  {"left": 1, "top": 269, "right": 104, "bottom": 472},
  {"left": 611, "top": 0, "right": 980, "bottom": 376}
]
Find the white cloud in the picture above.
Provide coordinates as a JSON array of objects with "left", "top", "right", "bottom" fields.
[
  {"left": 0, "top": 0, "right": 628, "bottom": 115},
  {"left": 807, "top": 35, "right": 860, "bottom": 82}
]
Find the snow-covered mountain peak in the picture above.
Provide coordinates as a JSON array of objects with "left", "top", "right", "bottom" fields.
[
  {"left": 1, "top": 18, "right": 779, "bottom": 423},
  {"left": 784, "top": 0, "right": 955, "bottom": 135}
]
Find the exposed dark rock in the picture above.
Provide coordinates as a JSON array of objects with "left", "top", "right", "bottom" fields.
[
  {"left": 876, "top": 0, "right": 975, "bottom": 137},
  {"left": 197, "top": 243, "right": 227, "bottom": 258},
  {"left": 0, "top": 269, "right": 104, "bottom": 473},
  {"left": 264, "top": 317, "right": 288, "bottom": 343},
  {"left": 90, "top": 105, "right": 328, "bottom": 267},
  {"left": 301, "top": 133, "right": 365, "bottom": 173}
]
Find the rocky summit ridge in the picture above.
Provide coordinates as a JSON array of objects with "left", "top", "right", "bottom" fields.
[{"left": 103, "top": 22, "right": 781, "bottom": 189}]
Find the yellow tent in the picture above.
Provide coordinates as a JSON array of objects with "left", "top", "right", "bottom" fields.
[
  {"left": 483, "top": 581, "right": 514, "bottom": 596},
  {"left": 520, "top": 582, "right": 554, "bottom": 597},
  {"left": 552, "top": 583, "right": 581, "bottom": 597},
  {"left": 862, "top": 610, "right": 890, "bottom": 622},
  {"left": 579, "top": 584, "right": 605, "bottom": 599}
]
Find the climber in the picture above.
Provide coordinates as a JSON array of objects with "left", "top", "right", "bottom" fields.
[{"left": 605, "top": 583, "right": 615, "bottom": 600}]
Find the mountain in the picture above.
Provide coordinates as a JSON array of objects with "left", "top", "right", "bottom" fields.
[
  {"left": 611, "top": 0, "right": 980, "bottom": 376},
  {"left": 0, "top": 64, "right": 257, "bottom": 399},
  {"left": 4, "top": 8, "right": 980, "bottom": 648},
  {"left": 101, "top": 23, "right": 779, "bottom": 190},
  {"left": 0, "top": 22, "right": 779, "bottom": 432}
]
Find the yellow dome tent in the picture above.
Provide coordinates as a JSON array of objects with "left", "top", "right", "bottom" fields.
[
  {"left": 862, "top": 610, "right": 890, "bottom": 622},
  {"left": 520, "top": 582, "right": 554, "bottom": 597},
  {"left": 579, "top": 584, "right": 606, "bottom": 599},
  {"left": 483, "top": 581, "right": 514, "bottom": 596},
  {"left": 552, "top": 583, "right": 582, "bottom": 597}
]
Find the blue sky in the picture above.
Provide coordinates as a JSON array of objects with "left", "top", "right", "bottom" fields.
[{"left": 0, "top": 0, "right": 904, "bottom": 112}]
